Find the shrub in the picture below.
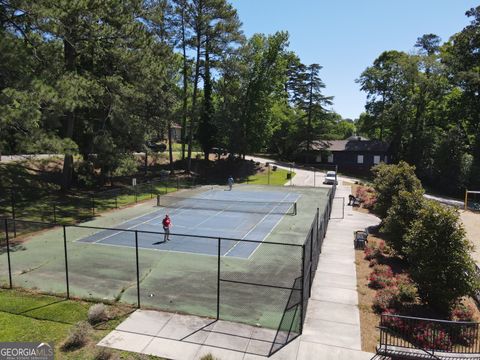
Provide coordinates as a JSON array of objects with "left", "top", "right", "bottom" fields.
[
  {"left": 451, "top": 302, "right": 474, "bottom": 322},
  {"left": 412, "top": 323, "right": 452, "bottom": 351},
  {"left": 369, "top": 265, "right": 395, "bottom": 289},
  {"left": 93, "top": 347, "right": 115, "bottom": 360},
  {"left": 88, "top": 304, "right": 108, "bottom": 325},
  {"left": 398, "top": 280, "right": 417, "bottom": 303},
  {"left": 372, "top": 161, "right": 423, "bottom": 219},
  {"left": 381, "top": 310, "right": 407, "bottom": 332},
  {"left": 382, "top": 189, "right": 425, "bottom": 256},
  {"left": 372, "top": 264, "right": 393, "bottom": 277},
  {"left": 404, "top": 201, "right": 479, "bottom": 314},
  {"left": 369, "top": 272, "right": 395, "bottom": 289},
  {"left": 364, "top": 243, "right": 383, "bottom": 260},
  {"left": 200, "top": 354, "right": 218, "bottom": 360},
  {"left": 369, "top": 258, "right": 378, "bottom": 267},
  {"left": 373, "top": 287, "right": 400, "bottom": 313},
  {"left": 61, "top": 322, "right": 91, "bottom": 351}
]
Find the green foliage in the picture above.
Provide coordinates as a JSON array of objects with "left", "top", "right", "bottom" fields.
[
  {"left": 111, "top": 155, "right": 139, "bottom": 177},
  {"left": 372, "top": 161, "right": 423, "bottom": 219},
  {"left": 396, "top": 275, "right": 418, "bottom": 303},
  {"left": 433, "top": 126, "right": 471, "bottom": 195},
  {"left": 403, "top": 201, "right": 478, "bottom": 314},
  {"left": 382, "top": 189, "right": 425, "bottom": 256},
  {"left": 358, "top": 6, "right": 480, "bottom": 194}
]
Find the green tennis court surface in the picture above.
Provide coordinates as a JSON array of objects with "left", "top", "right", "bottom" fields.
[{"left": 0, "top": 185, "right": 330, "bottom": 330}]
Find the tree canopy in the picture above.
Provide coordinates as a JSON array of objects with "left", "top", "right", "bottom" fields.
[
  {"left": 0, "top": 0, "right": 342, "bottom": 187},
  {"left": 357, "top": 5, "right": 480, "bottom": 195}
]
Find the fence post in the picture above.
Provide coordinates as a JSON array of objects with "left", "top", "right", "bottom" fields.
[
  {"left": 309, "top": 228, "right": 313, "bottom": 297},
  {"left": 63, "top": 225, "right": 70, "bottom": 299},
  {"left": 316, "top": 208, "right": 320, "bottom": 251},
  {"left": 10, "top": 189, "right": 16, "bottom": 238},
  {"left": 135, "top": 230, "right": 140, "bottom": 308},
  {"left": 91, "top": 194, "right": 95, "bottom": 217},
  {"left": 216, "top": 238, "right": 221, "bottom": 320},
  {"left": 267, "top": 165, "right": 270, "bottom": 185},
  {"left": 4, "top": 219, "right": 12, "bottom": 289},
  {"left": 300, "top": 244, "right": 305, "bottom": 334},
  {"left": 313, "top": 168, "right": 316, "bottom": 187}
]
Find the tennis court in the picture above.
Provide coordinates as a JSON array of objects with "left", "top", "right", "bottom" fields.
[
  {"left": 1, "top": 184, "right": 332, "bottom": 335},
  {"left": 78, "top": 188, "right": 300, "bottom": 259}
]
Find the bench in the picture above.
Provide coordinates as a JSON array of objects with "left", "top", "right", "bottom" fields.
[
  {"left": 348, "top": 195, "right": 363, "bottom": 207},
  {"left": 354, "top": 230, "right": 368, "bottom": 249},
  {"left": 377, "top": 345, "right": 479, "bottom": 359}
]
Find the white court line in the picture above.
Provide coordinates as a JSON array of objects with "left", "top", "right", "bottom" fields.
[
  {"left": 73, "top": 206, "right": 162, "bottom": 244},
  {"left": 86, "top": 191, "right": 300, "bottom": 260},
  {"left": 93, "top": 212, "right": 167, "bottom": 243},
  {"left": 247, "top": 193, "right": 302, "bottom": 260},
  {"left": 91, "top": 238, "right": 221, "bottom": 258},
  {"left": 223, "top": 192, "right": 292, "bottom": 257},
  {"left": 94, "top": 196, "right": 230, "bottom": 245},
  {"left": 92, "top": 204, "right": 189, "bottom": 244}
]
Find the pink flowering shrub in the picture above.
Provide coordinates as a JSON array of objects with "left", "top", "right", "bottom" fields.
[
  {"left": 373, "top": 287, "right": 400, "bottom": 313},
  {"left": 412, "top": 323, "right": 452, "bottom": 351},
  {"left": 451, "top": 302, "right": 474, "bottom": 322},
  {"left": 355, "top": 185, "right": 377, "bottom": 210},
  {"left": 369, "top": 265, "right": 395, "bottom": 289}
]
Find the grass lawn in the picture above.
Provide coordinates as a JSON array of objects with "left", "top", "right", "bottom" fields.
[
  {"left": 243, "top": 167, "right": 294, "bottom": 186},
  {"left": 0, "top": 288, "right": 162, "bottom": 359}
]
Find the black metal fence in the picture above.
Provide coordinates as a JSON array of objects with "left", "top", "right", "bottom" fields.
[
  {"left": 378, "top": 313, "right": 480, "bottom": 358},
  {"left": 0, "top": 184, "right": 337, "bottom": 357}
]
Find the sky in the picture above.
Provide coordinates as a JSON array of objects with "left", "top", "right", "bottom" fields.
[{"left": 230, "top": 0, "right": 479, "bottom": 120}]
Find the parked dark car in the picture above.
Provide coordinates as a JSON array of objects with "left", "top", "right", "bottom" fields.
[{"left": 146, "top": 141, "right": 167, "bottom": 152}]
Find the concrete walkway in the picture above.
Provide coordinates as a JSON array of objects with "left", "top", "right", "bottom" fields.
[
  {"left": 299, "top": 184, "right": 379, "bottom": 359},
  {"left": 98, "top": 170, "right": 380, "bottom": 359}
]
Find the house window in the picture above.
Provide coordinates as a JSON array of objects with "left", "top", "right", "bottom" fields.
[
  {"left": 357, "top": 155, "right": 364, "bottom": 164},
  {"left": 374, "top": 155, "right": 380, "bottom": 164},
  {"left": 315, "top": 155, "right": 322, "bottom": 163},
  {"left": 384, "top": 156, "right": 388, "bottom": 164},
  {"left": 328, "top": 154, "right": 333, "bottom": 163}
]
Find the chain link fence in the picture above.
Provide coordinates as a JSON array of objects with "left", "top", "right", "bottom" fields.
[{"left": 0, "top": 184, "right": 336, "bottom": 356}]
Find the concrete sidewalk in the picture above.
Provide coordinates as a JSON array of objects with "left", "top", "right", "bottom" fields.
[
  {"left": 298, "top": 184, "right": 379, "bottom": 359},
  {"left": 98, "top": 183, "right": 380, "bottom": 359}
]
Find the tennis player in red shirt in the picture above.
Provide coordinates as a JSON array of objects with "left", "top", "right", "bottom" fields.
[{"left": 162, "top": 214, "right": 171, "bottom": 242}]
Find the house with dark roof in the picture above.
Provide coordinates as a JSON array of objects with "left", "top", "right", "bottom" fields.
[{"left": 297, "top": 135, "right": 391, "bottom": 173}]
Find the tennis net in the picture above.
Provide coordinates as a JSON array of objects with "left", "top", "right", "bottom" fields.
[{"left": 156, "top": 194, "right": 297, "bottom": 215}]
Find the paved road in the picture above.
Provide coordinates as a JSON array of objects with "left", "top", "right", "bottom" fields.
[
  {"left": 245, "top": 155, "right": 360, "bottom": 187},
  {"left": 246, "top": 155, "right": 466, "bottom": 208},
  {"left": 0, "top": 154, "right": 62, "bottom": 163}
]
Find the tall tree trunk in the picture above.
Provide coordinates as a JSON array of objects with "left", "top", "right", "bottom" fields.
[
  {"left": 168, "top": 121, "right": 174, "bottom": 173},
  {"left": 62, "top": 35, "right": 76, "bottom": 190},
  {"left": 306, "top": 68, "right": 314, "bottom": 152},
  {"left": 187, "top": 2, "right": 202, "bottom": 173},
  {"left": 180, "top": 4, "right": 188, "bottom": 161}
]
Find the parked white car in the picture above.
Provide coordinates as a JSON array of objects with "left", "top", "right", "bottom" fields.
[{"left": 324, "top": 171, "right": 337, "bottom": 185}]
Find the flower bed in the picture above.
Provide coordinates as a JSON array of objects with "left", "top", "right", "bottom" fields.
[{"left": 356, "top": 234, "right": 480, "bottom": 352}]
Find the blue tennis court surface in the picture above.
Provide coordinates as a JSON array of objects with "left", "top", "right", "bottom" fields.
[{"left": 78, "top": 189, "right": 301, "bottom": 259}]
